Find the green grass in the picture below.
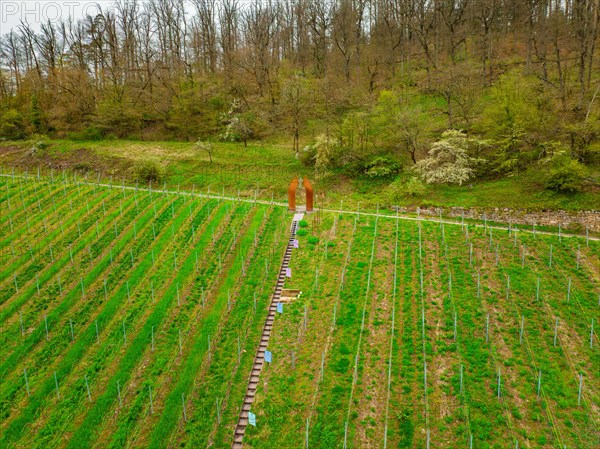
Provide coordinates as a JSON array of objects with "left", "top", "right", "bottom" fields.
[
  {"left": 234, "top": 213, "right": 598, "bottom": 449},
  {"left": 0, "top": 172, "right": 597, "bottom": 449},
  {"left": 1, "top": 139, "right": 599, "bottom": 213}
]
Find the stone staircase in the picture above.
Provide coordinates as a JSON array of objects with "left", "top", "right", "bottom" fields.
[{"left": 231, "top": 216, "right": 301, "bottom": 448}]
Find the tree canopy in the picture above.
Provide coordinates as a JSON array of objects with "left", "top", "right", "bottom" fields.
[
  {"left": 0, "top": 0, "right": 598, "bottom": 186},
  {"left": 415, "top": 130, "right": 487, "bottom": 185}
]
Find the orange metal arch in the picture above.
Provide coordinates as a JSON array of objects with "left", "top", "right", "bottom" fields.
[
  {"left": 303, "top": 177, "right": 314, "bottom": 212},
  {"left": 288, "top": 177, "right": 314, "bottom": 212},
  {"left": 288, "top": 177, "right": 299, "bottom": 211}
]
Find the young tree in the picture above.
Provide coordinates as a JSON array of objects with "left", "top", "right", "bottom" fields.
[
  {"left": 415, "top": 129, "right": 486, "bottom": 185},
  {"left": 280, "top": 76, "right": 313, "bottom": 157},
  {"left": 195, "top": 139, "right": 215, "bottom": 163},
  {"left": 371, "top": 90, "right": 439, "bottom": 164},
  {"left": 545, "top": 154, "right": 587, "bottom": 193},
  {"left": 220, "top": 98, "right": 253, "bottom": 146},
  {"left": 312, "top": 133, "right": 339, "bottom": 170},
  {"left": 395, "top": 107, "right": 428, "bottom": 164}
]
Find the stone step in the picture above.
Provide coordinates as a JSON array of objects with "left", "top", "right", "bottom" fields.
[{"left": 231, "top": 217, "right": 299, "bottom": 448}]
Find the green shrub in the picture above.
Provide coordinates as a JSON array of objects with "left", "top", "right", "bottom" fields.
[
  {"left": 296, "top": 228, "right": 308, "bottom": 237},
  {"left": 134, "top": 160, "right": 166, "bottom": 184},
  {"left": 545, "top": 156, "right": 586, "bottom": 193},
  {"left": 404, "top": 177, "right": 427, "bottom": 196},
  {"left": 0, "top": 109, "right": 27, "bottom": 140},
  {"left": 298, "top": 219, "right": 309, "bottom": 228},
  {"left": 387, "top": 176, "right": 427, "bottom": 202},
  {"left": 339, "top": 343, "right": 351, "bottom": 355},
  {"left": 333, "top": 357, "right": 350, "bottom": 373},
  {"left": 363, "top": 156, "right": 401, "bottom": 178},
  {"left": 68, "top": 126, "right": 104, "bottom": 141},
  {"left": 307, "top": 236, "right": 319, "bottom": 245},
  {"left": 397, "top": 412, "right": 415, "bottom": 448}
]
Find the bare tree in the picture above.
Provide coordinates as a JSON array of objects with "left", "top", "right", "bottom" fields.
[
  {"left": 239, "top": 0, "right": 278, "bottom": 102},
  {"left": 280, "top": 76, "right": 312, "bottom": 156},
  {"left": 193, "top": 0, "right": 218, "bottom": 73},
  {"left": 0, "top": 0, "right": 597, "bottom": 152}
]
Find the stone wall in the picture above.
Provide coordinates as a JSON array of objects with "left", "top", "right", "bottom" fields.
[{"left": 392, "top": 206, "right": 600, "bottom": 233}]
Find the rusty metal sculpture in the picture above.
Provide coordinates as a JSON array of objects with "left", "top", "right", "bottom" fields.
[
  {"left": 303, "top": 177, "right": 314, "bottom": 212},
  {"left": 288, "top": 177, "right": 299, "bottom": 212},
  {"left": 288, "top": 176, "right": 314, "bottom": 212}
]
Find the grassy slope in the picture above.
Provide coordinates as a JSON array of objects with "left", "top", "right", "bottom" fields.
[
  {"left": 1, "top": 174, "right": 597, "bottom": 449},
  {"left": 0, "top": 139, "right": 599, "bottom": 213},
  {"left": 238, "top": 211, "right": 599, "bottom": 449}
]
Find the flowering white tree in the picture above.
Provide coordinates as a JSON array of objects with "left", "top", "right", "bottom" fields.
[
  {"left": 312, "top": 134, "right": 338, "bottom": 170},
  {"left": 415, "top": 130, "right": 486, "bottom": 185},
  {"left": 220, "top": 99, "right": 253, "bottom": 147}
]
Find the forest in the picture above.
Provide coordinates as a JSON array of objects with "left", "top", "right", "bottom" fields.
[{"left": 0, "top": 0, "right": 599, "bottom": 191}]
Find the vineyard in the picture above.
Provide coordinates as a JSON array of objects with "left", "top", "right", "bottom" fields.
[{"left": 0, "top": 171, "right": 598, "bottom": 449}]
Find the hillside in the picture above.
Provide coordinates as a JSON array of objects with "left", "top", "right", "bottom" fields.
[
  {"left": 0, "top": 172, "right": 598, "bottom": 448},
  {"left": 1, "top": 1, "right": 599, "bottom": 194},
  {"left": 1, "top": 140, "right": 599, "bottom": 216},
  {"left": 1, "top": 1, "right": 599, "bottom": 447}
]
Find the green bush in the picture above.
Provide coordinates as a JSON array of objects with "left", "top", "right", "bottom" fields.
[
  {"left": 333, "top": 357, "right": 350, "bottom": 373},
  {"left": 0, "top": 109, "right": 27, "bottom": 140},
  {"left": 404, "top": 177, "right": 427, "bottom": 197},
  {"left": 545, "top": 157, "right": 586, "bottom": 193},
  {"left": 307, "top": 236, "right": 319, "bottom": 245},
  {"left": 134, "top": 160, "right": 166, "bottom": 185},
  {"left": 298, "top": 219, "right": 309, "bottom": 228},
  {"left": 296, "top": 228, "right": 308, "bottom": 236},
  {"left": 387, "top": 176, "right": 427, "bottom": 202},
  {"left": 397, "top": 412, "right": 415, "bottom": 448},
  {"left": 363, "top": 156, "right": 401, "bottom": 178},
  {"left": 299, "top": 145, "right": 316, "bottom": 167},
  {"left": 67, "top": 126, "right": 104, "bottom": 141}
]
